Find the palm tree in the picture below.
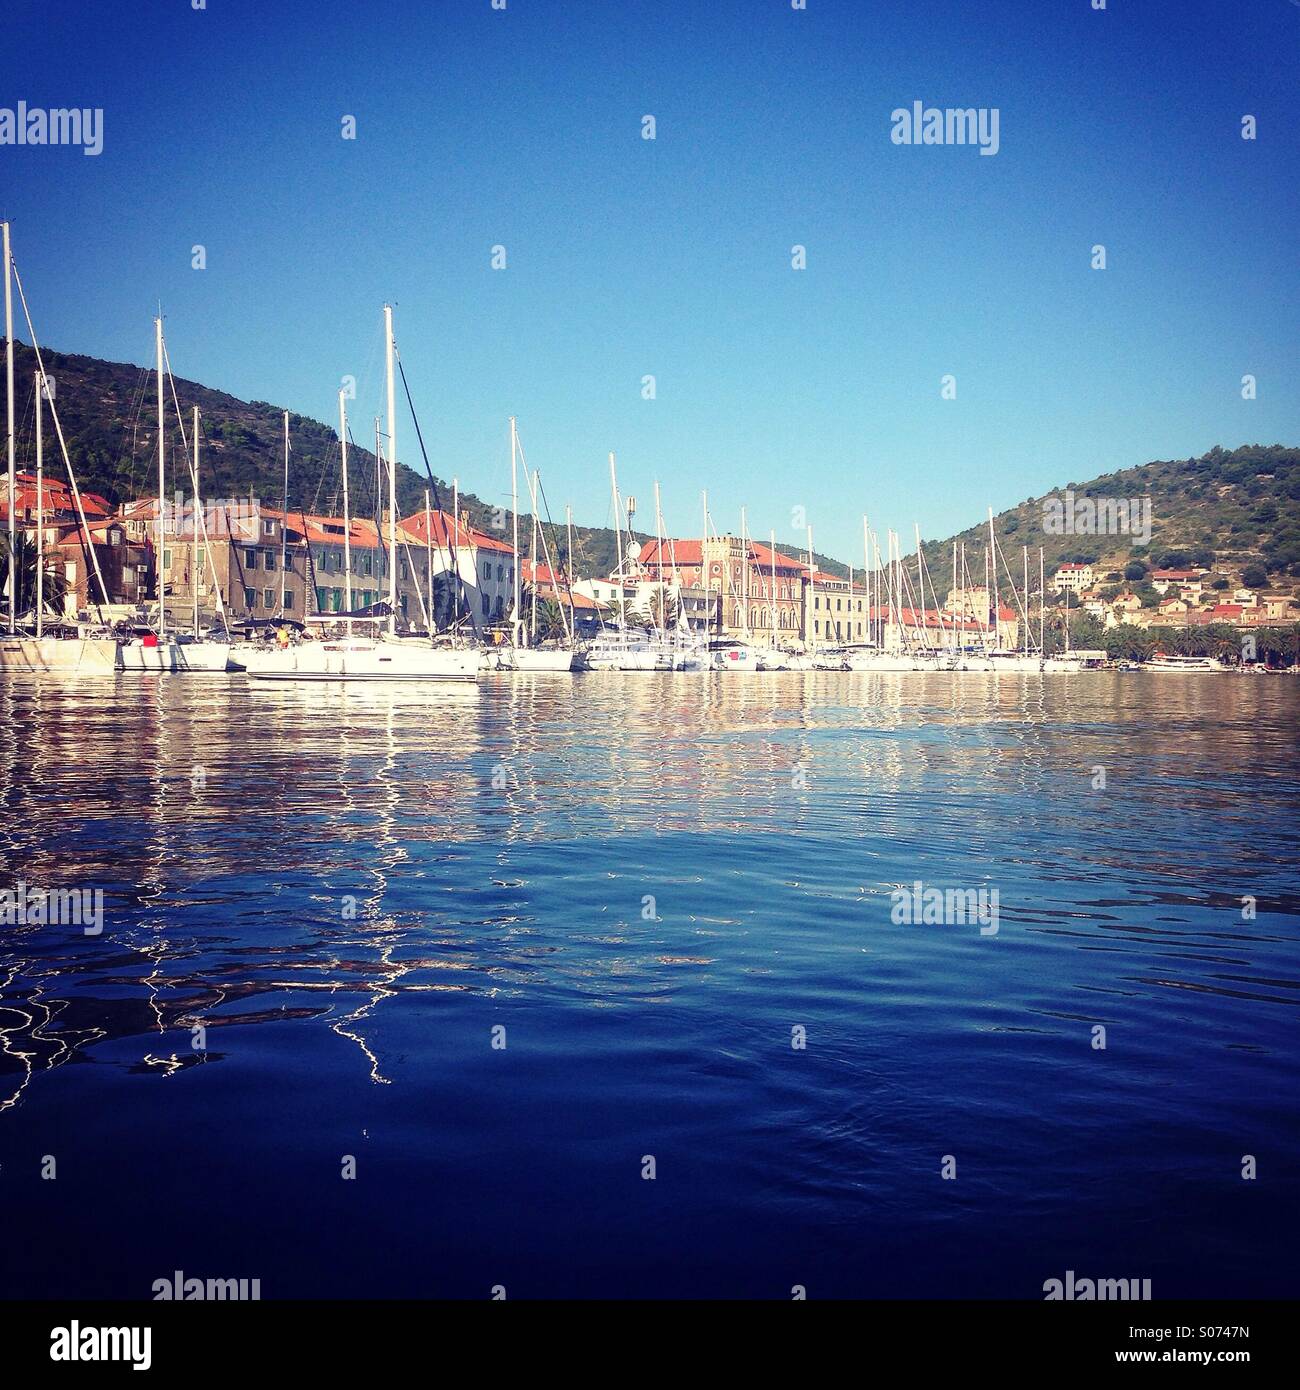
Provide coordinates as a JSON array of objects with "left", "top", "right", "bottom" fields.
[
  {"left": 648, "top": 586, "right": 679, "bottom": 632},
  {"left": 533, "top": 596, "right": 568, "bottom": 642},
  {"left": 0, "top": 532, "right": 68, "bottom": 623}
]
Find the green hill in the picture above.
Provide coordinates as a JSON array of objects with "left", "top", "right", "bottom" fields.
[
  {"left": 7, "top": 342, "right": 637, "bottom": 578},
  {"left": 914, "top": 444, "right": 1300, "bottom": 598}
]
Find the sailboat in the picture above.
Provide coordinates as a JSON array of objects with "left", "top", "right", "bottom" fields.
[
  {"left": 495, "top": 418, "right": 573, "bottom": 671},
  {"left": 160, "top": 335, "right": 229, "bottom": 670},
  {"left": 579, "top": 452, "right": 674, "bottom": 671},
  {"left": 0, "top": 221, "right": 121, "bottom": 674},
  {"left": 245, "top": 305, "right": 478, "bottom": 683}
]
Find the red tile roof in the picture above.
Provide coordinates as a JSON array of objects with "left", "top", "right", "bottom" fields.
[{"left": 1, "top": 473, "right": 110, "bottom": 518}]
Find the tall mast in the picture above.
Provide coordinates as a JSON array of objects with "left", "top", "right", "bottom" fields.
[
  {"left": 952, "top": 541, "right": 958, "bottom": 653},
  {"left": 530, "top": 469, "right": 540, "bottom": 641},
  {"left": 374, "top": 416, "right": 384, "bottom": 614},
  {"left": 193, "top": 405, "right": 201, "bottom": 634},
  {"left": 861, "top": 516, "right": 869, "bottom": 646},
  {"left": 3, "top": 222, "right": 13, "bottom": 634},
  {"left": 653, "top": 478, "right": 665, "bottom": 638},
  {"left": 987, "top": 507, "right": 997, "bottom": 650},
  {"left": 740, "top": 505, "right": 749, "bottom": 640},
  {"left": 451, "top": 476, "right": 460, "bottom": 642},
  {"left": 806, "top": 524, "right": 815, "bottom": 651},
  {"left": 279, "top": 411, "right": 289, "bottom": 614},
  {"left": 155, "top": 315, "right": 166, "bottom": 638},
  {"left": 34, "top": 369, "right": 42, "bottom": 637},
  {"left": 424, "top": 486, "right": 433, "bottom": 635},
  {"left": 383, "top": 303, "right": 397, "bottom": 637},
  {"left": 565, "top": 503, "right": 577, "bottom": 638},
  {"left": 510, "top": 416, "right": 520, "bottom": 646},
  {"left": 701, "top": 489, "right": 708, "bottom": 639},
  {"left": 1022, "top": 544, "right": 1030, "bottom": 655},
  {"left": 338, "top": 389, "right": 352, "bottom": 621},
  {"left": 1039, "top": 547, "right": 1045, "bottom": 655},
  {"left": 609, "top": 451, "right": 622, "bottom": 629},
  {"left": 769, "top": 528, "right": 778, "bottom": 646}
]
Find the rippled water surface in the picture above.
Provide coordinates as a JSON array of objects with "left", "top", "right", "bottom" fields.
[{"left": 1, "top": 671, "right": 1297, "bottom": 1298}]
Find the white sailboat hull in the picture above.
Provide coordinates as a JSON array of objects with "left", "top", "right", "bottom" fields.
[
  {"left": 584, "top": 650, "right": 671, "bottom": 671},
  {"left": 709, "top": 645, "right": 759, "bottom": 671},
  {"left": 498, "top": 648, "right": 575, "bottom": 672},
  {"left": 244, "top": 638, "right": 479, "bottom": 681},
  {"left": 0, "top": 635, "right": 121, "bottom": 673},
  {"left": 845, "top": 652, "right": 932, "bottom": 672},
  {"left": 119, "top": 639, "right": 183, "bottom": 671},
  {"left": 176, "top": 641, "right": 232, "bottom": 672},
  {"left": 1144, "top": 657, "right": 1227, "bottom": 673}
]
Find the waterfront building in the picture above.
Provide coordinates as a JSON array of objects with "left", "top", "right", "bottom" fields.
[{"left": 637, "top": 536, "right": 804, "bottom": 640}]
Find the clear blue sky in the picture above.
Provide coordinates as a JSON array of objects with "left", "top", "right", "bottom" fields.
[{"left": 2, "top": 0, "right": 1296, "bottom": 562}]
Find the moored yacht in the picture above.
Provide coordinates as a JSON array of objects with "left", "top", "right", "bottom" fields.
[
  {"left": 0, "top": 629, "right": 120, "bottom": 673},
  {"left": 707, "top": 638, "right": 759, "bottom": 670},
  {"left": 244, "top": 634, "right": 478, "bottom": 681},
  {"left": 243, "top": 306, "right": 478, "bottom": 685},
  {"left": 1145, "top": 653, "right": 1228, "bottom": 672}
]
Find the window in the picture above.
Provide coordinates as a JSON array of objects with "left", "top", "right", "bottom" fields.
[
  {"left": 482, "top": 562, "right": 491, "bottom": 580},
  {"left": 244, "top": 549, "right": 257, "bottom": 569},
  {"left": 496, "top": 563, "right": 504, "bottom": 582},
  {"left": 162, "top": 549, "right": 172, "bottom": 570},
  {"left": 284, "top": 592, "right": 295, "bottom": 610},
  {"left": 316, "top": 587, "right": 329, "bottom": 611},
  {"left": 244, "top": 587, "right": 256, "bottom": 608},
  {"left": 332, "top": 588, "right": 342, "bottom": 611},
  {"left": 263, "top": 518, "right": 276, "bottom": 537},
  {"left": 481, "top": 592, "right": 490, "bottom": 615},
  {"left": 264, "top": 589, "right": 275, "bottom": 609},
  {"left": 122, "top": 566, "right": 135, "bottom": 583},
  {"left": 265, "top": 552, "right": 277, "bottom": 571},
  {"left": 109, "top": 529, "right": 122, "bottom": 547},
  {"left": 495, "top": 595, "right": 504, "bottom": 617},
  {"left": 400, "top": 558, "right": 409, "bottom": 581}
]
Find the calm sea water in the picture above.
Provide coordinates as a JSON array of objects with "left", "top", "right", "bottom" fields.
[{"left": 1, "top": 671, "right": 1297, "bottom": 1300}]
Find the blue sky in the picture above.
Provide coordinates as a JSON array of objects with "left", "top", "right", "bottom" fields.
[{"left": 2, "top": 0, "right": 1297, "bottom": 562}]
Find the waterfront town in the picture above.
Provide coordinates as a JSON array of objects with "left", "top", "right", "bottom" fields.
[{"left": 3, "top": 464, "right": 1296, "bottom": 660}]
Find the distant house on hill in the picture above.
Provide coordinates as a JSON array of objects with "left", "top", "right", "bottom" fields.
[
  {"left": 1150, "top": 567, "right": 1206, "bottom": 595},
  {"left": 1051, "top": 562, "right": 1094, "bottom": 594}
]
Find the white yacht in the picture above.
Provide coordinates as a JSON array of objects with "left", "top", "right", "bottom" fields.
[
  {"left": 244, "top": 635, "right": 478, "bottom": 682},
  {"left": 1145, "top": 653, "right": 1228, "bottom": 673},
  {"left": 581, "top": 631, "right": 673, "bottom": 671},
  {"left": 495, "top": 646, "right": 574, "bottom": 672},
  {"left": 119, "top": 633, "right": 182, "bottom": 671},
  {"left": 707, "top": 638, "right": 759, "bottom": 671},
  {"left": 0, "top": 631, "right": 120, "bottom": 674}
]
